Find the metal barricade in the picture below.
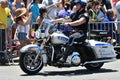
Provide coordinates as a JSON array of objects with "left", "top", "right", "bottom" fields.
[
  {"left": 0, "top": 25, "right": 15, "bottom": 65},
  {"left": 0, "top": 21, "right": 49, "bottom": 65},
  {"left": 88, "top": 21, "right": 120, "bottom": 45}
]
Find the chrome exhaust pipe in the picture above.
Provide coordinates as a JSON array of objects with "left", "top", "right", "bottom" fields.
[{"left": 83, "top": 58, "right": 117, "bottom": 65}]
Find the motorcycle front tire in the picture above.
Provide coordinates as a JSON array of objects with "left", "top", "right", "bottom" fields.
[{"left": 19, "top": 52, "right": 43, "bottom": 75}]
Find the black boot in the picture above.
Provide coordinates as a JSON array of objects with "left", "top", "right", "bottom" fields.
[
  {"left": 58, "top": 57, "right": 66, "bottom": 63},
  {"left": 58, "top": 46, "right": 73, "bottom": 64}
]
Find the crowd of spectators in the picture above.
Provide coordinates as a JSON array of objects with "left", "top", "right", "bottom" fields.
[{"left": 1, "top": 0, "right": 120, "bottom": 51}]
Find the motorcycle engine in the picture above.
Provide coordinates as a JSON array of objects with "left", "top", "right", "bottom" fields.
[{"left": 66, "top": 52, "right": 81, "bottom": 66}]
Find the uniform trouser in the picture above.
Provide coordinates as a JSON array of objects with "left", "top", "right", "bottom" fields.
[
  {"left": 62, "top": 32, "right": 87, "bottom": 60},
  {"left": 0, "top": 29, "right": 6, "bottom": 51}
]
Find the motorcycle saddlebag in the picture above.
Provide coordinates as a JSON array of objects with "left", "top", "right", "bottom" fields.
[{"left": 87, "top": 40, "right": 116, "bottom": 58}]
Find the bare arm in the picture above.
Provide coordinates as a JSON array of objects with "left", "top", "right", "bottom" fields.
[
  {"left": 36, "top": 16, "right": 42, "bottom": 24},
  {"left": 18, "top": 13, "right": 32, "bottom": 26},
  {"left": 67, "top": 17, "right": 86, "bottom": 26},
  {"left": 52, "top": 17, "right": 72, "bottom": 23},
  {"left": 64, "top": 13, "right": 89, "bottom": 27},
  {"left": 10, "top": 15, "right": 15, "bottom": 24},
  {"left": 46, "top": 2, "right": 61, "bottom": 9}
]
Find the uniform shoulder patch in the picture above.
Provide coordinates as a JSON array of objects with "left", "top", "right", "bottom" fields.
[{"left": 83, "top": 13, "right": 88, "bottom": 17}]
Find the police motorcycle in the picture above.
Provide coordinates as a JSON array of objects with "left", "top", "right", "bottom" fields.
[{"left": 19, "top": 19, "right": 117, "bottom": 75}]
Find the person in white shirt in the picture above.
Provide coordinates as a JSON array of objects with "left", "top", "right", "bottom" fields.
[
  {"left": 42, "top": 0, "right": 61, "bottom": 19},
  {"left": 14, "top": 8, "right": 32, "bottom": 46}
]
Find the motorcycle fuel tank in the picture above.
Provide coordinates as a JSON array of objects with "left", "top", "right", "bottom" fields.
[{"left": 50, "top": 32, "right": 69, "bottom": 44}]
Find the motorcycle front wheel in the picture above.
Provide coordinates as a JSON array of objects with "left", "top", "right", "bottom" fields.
[
  {"left": 85, "top": 63, "right": 104, "bottom": 70},
  {"left": 19, "top": 52, "right": 43, "bottom": 75}
]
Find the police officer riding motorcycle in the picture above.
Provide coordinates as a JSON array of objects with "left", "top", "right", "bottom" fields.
[
  {"left": 19, "top": 0, "right": 117, "bottom": 75},
  {"left": 57, "top": 0, "right": 89, "bottom": 64}
]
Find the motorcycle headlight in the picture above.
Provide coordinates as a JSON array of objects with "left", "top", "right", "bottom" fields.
[{"left": 35, "top": 30, "right": 41, "bottom": 39}]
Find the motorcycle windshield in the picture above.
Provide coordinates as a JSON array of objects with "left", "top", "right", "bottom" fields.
[
  {"left": 40, "top": 19, "right": 51, "bottom": 29},
  {"left": 39, "top": 19, "right": 57, "bottom": 37}
]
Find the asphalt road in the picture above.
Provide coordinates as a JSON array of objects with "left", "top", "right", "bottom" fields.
[{"left": 0, "top": 59, "right": 120, "bottom": 80}]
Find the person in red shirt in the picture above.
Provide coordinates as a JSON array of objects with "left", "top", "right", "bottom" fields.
[{"left": 112, "top": 0, "right": 119, "bottom": 7}]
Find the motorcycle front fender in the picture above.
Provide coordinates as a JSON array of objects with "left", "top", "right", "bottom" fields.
[{"left": 20, "top": 44, "right": 39, "bottom": 53}]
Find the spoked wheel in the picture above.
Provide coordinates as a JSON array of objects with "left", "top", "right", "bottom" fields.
[
  {"left": 19, "top": 52, "right": 43, "bottom": 75},
  {"left": 85, "top": 63, "right": 104, "bottom": 70}
]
